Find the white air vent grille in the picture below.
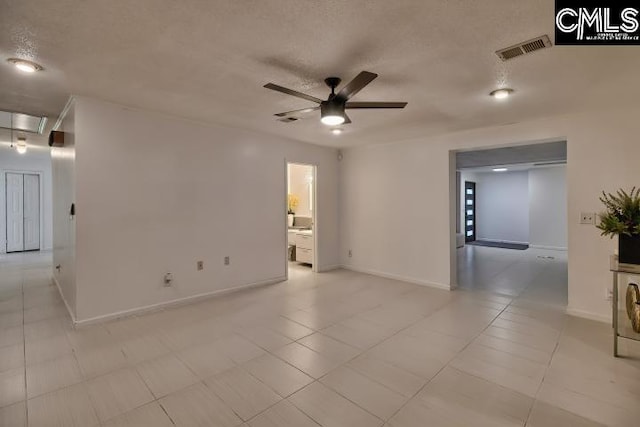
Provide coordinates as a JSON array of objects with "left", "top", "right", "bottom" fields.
[{"left": 496, "top": 35, "right": 552, "bottom": 61}]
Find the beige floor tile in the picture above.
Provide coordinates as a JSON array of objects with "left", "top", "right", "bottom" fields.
[
  {"left": 289, "top": 382, "right": 383, "bottom": 427},
  {"left": 298, "top": 333, "right": 361, "bottom": 363},
  {"left": 321, "top": 366, "right": 407, "bottom": 420},
  {"left": 0, "top": 311, "right": 22, "bottom": 330},
  {"left": 248, "top": 399, "right": 320, "bottom": 427},
  {"left": 0, "top": 325, "right": 23, "bottom": 348},
  {"left": 23, "top": 303, "right": 67, "bottom": 324},
  {"left": 24, "top": 317, "right": 69, "bottom": 342},
  {"left": 102, "top": 402, "right": 174, "bottom": 427},
  {"left": 204, "top": 366, "right": 281, "bottom": 421},
  {"left": 348, "top": 356, "right": 426, "bottom": 398},
  {"left": 176, "top": 341, "right": 237, "bottom": 379},
  {"left": 236, "top": 326, "right": 293, "bottom": 351},
  {"left": 0, "top": 343, "right": 24, "bottom": 373},
  {"left": 266, "top": 316, "right": 314, "bottom": 340},
  {"left": 159, "top": 382, "right": 243, "bottom": 427},
  {"left": 537, "top": 381, "right": 640, "bottom": 427},
  {"left": 0, "top": 401, "right": 26, "bottom": 426},
  {"left": 367, "top": 338, "right": 447, "bottom": 380},
  {"left": 321, "top": 317, "right": 395, "bottom": 349},
  {"left": 416, "top": 367, "right": 533, "bottom": 425},
  {"left": 387, "top": 396, "right": 471, "bottom": 427},
  {"left": 0, "top": 367, "right": 25, "bottom": 408},
  {"left": 527, "top": 400, "right": 606, "bottom": 427},
  {"left": 75, "top": 344, "right": 128, "bottom": 379},
  {"left": 26, "top": 353, "right": 83, "bottom": 398},
  {"left": 215, "top": 334, "right": 267, "bottom": 364},
  {"left": 274, "top": 342, "right": 340, "bottom": 379},
  {"left": 243, "top": 353, "right": 313, "bottom": 397},
  {"left": 86, "top": 367, "right": 154, "bottom": 422},
  {"left": 474, "top": 333, "right": 553, "bottom": 364},
  {"left": 25, "top": 334, "right": 73, "bottom": 366},
  {"left": 120, "top": 334, "right": 171, "bottom": 365},
  {"left": 27, "top": 382, "right": 99, "bottom": 427},
  {"left": 136, "top": 353, "right": 199, "bottom": 398}
]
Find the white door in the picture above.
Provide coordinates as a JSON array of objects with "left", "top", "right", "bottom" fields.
[
  {"left": 6, "top": 173, "right": 24, "bottom": 252},
  {"left": 23, "top": 174, "right": 40, "bottom": 251}
]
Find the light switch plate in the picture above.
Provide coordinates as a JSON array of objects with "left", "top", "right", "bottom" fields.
[{"left": 580, "top": 212, "right": 595, "bottom": 224}]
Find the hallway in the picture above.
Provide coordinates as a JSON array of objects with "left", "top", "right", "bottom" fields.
[{"left": 1, "top": 252, "right": 639, "bottom": 426}]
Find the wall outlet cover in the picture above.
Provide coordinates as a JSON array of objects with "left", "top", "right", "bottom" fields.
[
  {"left": 197, "top": 261, "right": 204, "bottom": 271},
  {"left": 224, "top": 256, "right": 230, "bottom": 265},
  {"left": 580, "top": 212, "right": 595, "bottom": 225}
]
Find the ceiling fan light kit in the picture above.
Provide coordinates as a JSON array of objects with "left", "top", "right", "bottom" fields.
[{"left": 264, "top": 71, "right": 407, "bottom": 127}]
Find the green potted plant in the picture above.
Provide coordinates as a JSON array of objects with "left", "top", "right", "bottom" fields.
[{"left": 597, "top": 187, "right": 640, "bottom": 265}]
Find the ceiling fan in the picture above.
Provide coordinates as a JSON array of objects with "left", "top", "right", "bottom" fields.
[{"left": 263, "top": 71, "right": 407, "bottom": 126}]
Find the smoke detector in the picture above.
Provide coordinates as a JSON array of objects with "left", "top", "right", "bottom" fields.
[{"left": 496, "top": 35, "right": 553, "bottom": 61}]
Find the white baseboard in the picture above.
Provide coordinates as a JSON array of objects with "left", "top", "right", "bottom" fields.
[
  {"left": 317, "top": 264, "right": 341, "bottom": 272},
  {"left": 74, "top": 276, "right": 286, "bottom": 328},
  {"left": 529, "top": 245, "right": 568, "bottom": 251},
  {"left": 52, "top": 275, "right": 77, "bottom": 324},
  {"left": 340, "top": 264, "right": 451, "bottom": 291},
  {"left": 566, "top": 307, "right": 610, "bottom": 323}
]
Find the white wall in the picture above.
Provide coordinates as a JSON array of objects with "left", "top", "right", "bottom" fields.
[
  {"left": 475, "top": 171, "right": 529, "bottom": 244},
  {"left": 65, "top": 97, "right": 338, "bottom": 323},
  {"left": 340, "top": 107, "right": 640, "bottom": 322},
  {"left": 51, "top": 100, "right": 77, "bottom": 317},
  {"left": 0, "top": 143, "right": 53, "bottom": 254},
  {"left": 529, "top": 166, "right": 567, "bottom": 250},
  {"left": 288, "top": 163, "right": 313, "bottom": 217}
]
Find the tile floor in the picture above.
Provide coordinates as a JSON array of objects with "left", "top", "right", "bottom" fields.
[{"left": 1, "top": 249, "right": 639, "bottom": 426}]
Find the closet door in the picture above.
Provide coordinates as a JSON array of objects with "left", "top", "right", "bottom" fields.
[
  {"left": 6, "top": 173, "right": 24, "bottom": 252},
  {"left": 23, "top": 174, "right": 40, "bottom": 251}
]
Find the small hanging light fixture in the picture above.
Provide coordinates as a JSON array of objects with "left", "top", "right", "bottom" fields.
[{"left": 16, "top": 136, "right": 27, "bottom": 154}]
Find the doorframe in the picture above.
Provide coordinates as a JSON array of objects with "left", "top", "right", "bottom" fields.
[
  {"left": 284, "top": 160, "right": 319, "bottom": 279},
  {"left": 2, "top": 169, "right": 45, "bottom": 254}
]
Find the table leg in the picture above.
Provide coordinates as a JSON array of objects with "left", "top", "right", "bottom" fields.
[{"left": 613, "top": 272, "right": 618, "bottom": 357}]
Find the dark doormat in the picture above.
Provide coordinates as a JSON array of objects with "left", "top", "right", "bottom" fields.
[{"left": 467, "top": 240, "right": 529, "bottom": 250}]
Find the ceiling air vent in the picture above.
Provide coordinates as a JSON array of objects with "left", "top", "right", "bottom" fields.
[
  {"left": 278, "top": 117, "right": 298, "bottom": 123},
  {"left": 496, "top": 35, "right": 552, "bottom": 61}
]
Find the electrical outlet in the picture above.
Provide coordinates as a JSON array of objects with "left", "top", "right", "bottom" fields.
[
  {"left": 164, "top": 272, "right": 173, "bottom": 287},
  {"left": 580, "top": 212, "right": 595, "bottom": 224},
  {"left": 348, "top": 249, "right": 352, "bottom": 258},
  {"left": 224, "top": 256, "right": 230, "bottom": 266},
  {"left": 197, "top": 261, "right": 204, "bottom": 271},
  {"left": 605, "top": 287, "right": 613, "bottom": 301}
]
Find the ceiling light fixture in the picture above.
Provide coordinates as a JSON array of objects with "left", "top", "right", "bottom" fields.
[
  {"left": 16, "top": 137, "right": 27, "bottom": 154},
  {"left": 320, "top": 102, "right": 345, "bottom": 126},
  {"left": 331, "top": 128, "right": 343, "bottom": 135},
  {"left": 7, "top": 58, "right": 43, "bottom": 73},
  {"left": 492, "top": 167, "right": 508, "bottom": 172},
  {"left": 489, "top": 88, "right": 514, "bottom": 100}
]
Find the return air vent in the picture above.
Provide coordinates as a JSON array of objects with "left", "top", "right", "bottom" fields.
[{"left": 496, "top": 35, "right": 552, "bottom": 61}]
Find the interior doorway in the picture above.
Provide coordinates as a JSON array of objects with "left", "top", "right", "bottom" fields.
[
  {"left": 286, "top": 162, "right": 317, "bottom": 277},
  {"left": 5, "top": 171, "right": 41, "bottom": 252},
  {"left": 451, "top": 141, "right": 569, "bottom": 304}
]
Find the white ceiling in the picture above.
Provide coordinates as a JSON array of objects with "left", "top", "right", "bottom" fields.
[{"left": 2, "top": 1, "right": 639, "bottom": 148}]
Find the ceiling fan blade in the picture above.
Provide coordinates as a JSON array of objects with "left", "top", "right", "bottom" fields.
[
  {"left": 335, "top": 71, "right": 378, "bottom": 103},
  {"left": 343, "top": 113, "right": 352, "bottom": 124},
  {"left": 346, "top": 102, "right": 407, "bottom": 109},
  {"left": 274, "top": 106, "right": 320, "bottom": 118},
  {"left": 264, "top": 83, "right": 323, "bottom": 104}
]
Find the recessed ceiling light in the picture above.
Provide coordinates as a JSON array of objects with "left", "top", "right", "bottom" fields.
[
  {"left": 489, "top": 88, "right": 513, "bottom": 100},
  {"left": 7, "top": 58, "right": 43, "bottom": 73},
  {"left": 492, "top": 167, "right": 508, "bottom": 172},
  {"left": 331, "top": 128, "right": 343, "bottom": 135}
]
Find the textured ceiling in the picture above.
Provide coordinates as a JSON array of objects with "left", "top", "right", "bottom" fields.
[{"left": 1, "top": 1, "right": 639, "bottom": 148}]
